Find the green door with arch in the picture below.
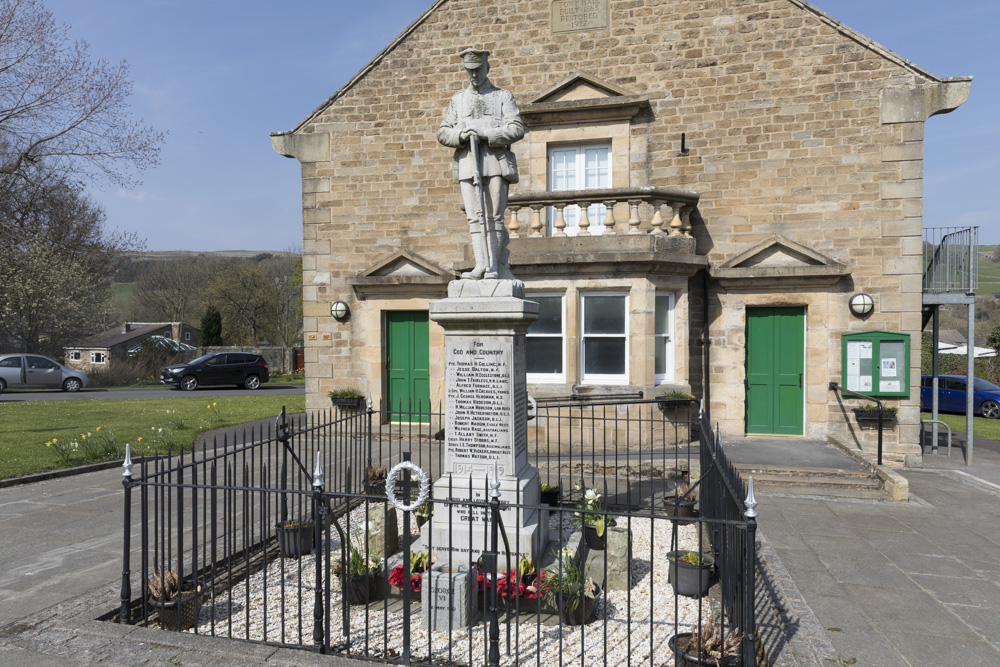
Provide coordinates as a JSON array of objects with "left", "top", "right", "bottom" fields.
[
  {"left": 385, "top": 311, "right": 430, "bottom": 422},
  {"left": 745, "top": 307, "right": 804, "bottom": 435}
]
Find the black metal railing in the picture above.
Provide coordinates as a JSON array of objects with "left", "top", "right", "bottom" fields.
[{"left": 119, "top": 399, "right": 758, "bottom": 666}]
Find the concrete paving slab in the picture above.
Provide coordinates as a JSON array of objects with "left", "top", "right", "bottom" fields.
[
  {"left": 910, "top": 573, "right": 1000, "bottom": 608},
  {"left": 888, "top": 552, "right": 980, "bottom": 577},
  {"left": 843, "top": 585, "right": 981, "bottom": 638},
  {"left": 796, "top": 534, "right": 876, "bottom": 561},
  {"left": 822, "top": 629, "right": 910, "bottom": 667},
  {"left": 885, "top": 630, "right": 1000, "bottom": 667},
  {"left": 820, "top": 558, "right": 920, "bottom": 591},
  {"left": 946, "top": 604, "right": 1000, "bottom": 650}
]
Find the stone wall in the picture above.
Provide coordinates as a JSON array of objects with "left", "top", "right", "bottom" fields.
[{"left": 275, "top": 0, "right": 968, "bottom": 458}]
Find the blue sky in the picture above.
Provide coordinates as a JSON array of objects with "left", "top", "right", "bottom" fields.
[{"left": 44, "top": 0, "right": 999, "bottom": 251}]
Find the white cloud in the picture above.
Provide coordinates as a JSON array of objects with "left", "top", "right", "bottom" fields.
[{"left": 116, "top": 189, "right": 148, "bottom": 201}]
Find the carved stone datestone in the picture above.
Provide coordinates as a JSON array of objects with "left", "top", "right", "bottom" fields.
[{"left": 551, "top": 0, "right": 609, "bottom": 33}]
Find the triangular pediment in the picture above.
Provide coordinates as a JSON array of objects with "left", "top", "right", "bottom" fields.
[
  {"left": 529, "top": 72, "right": 634, "bottom": 105},
  {"left": 715, "top": 235, "right": 848, "bottom": 288},
  {"left": 359, "top": 250, "right": 452, "bottom": 279}
]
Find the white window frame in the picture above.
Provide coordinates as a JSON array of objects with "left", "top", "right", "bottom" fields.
[
  {"left": 580, "top": 292, "right": 629, "bottom": 385},
  {"left": 654, "top": 293, "right": 675, "bottom": 385},
  {"left": 90, "top": 351, "right": 106, "bottom": 364},
  {"left": 184, "top": 331, "right": 191, "bottom": 341},
  {"left": 69, "top": 351, "right": 81, "bottom": 361},
  {"left": 547, "top": 142, "right": 612, "bottom": 237},
  {"left": 525, "top": 293, "right": 566, "bottom": 384}
]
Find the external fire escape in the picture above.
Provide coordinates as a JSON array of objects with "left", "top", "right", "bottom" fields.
[{"left": 923, "top": 226, "right": 979, "bottom": 464}]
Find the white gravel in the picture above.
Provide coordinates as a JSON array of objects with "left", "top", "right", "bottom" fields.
[{"left": 190, "top": 507, "right": 710, "bottom": 666}]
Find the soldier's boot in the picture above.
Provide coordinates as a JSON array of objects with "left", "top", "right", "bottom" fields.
[
  {"left": 482, "top": 223, "right": 500, "bottom": 279},
  {"left": 461, "top": 228, "right": 487, "bottom": 279}
]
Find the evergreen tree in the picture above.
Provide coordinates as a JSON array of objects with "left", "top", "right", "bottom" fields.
[{"left": 201, "top": 306, "right": 223, "bottom": 346}]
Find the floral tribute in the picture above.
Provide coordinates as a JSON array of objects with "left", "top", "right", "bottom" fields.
[{"left": 388, "top": 550, "right": 431, "bottom": 592}]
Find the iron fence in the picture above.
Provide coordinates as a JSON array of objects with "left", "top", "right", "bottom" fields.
[
  {"left": 923, "top": 225, "right": 978, "bottom": 293},
  {"left": 119, "top": 399, "right": 757, "bottom": 666}
]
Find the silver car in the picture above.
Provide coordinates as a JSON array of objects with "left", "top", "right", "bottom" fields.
[{"left": 0, "top": 353, "right": 90, "bottom": 394}]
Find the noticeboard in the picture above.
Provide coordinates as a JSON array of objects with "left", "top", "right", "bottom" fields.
[{"left": 841, "top": 331, "right": 910, "bottom": 398}]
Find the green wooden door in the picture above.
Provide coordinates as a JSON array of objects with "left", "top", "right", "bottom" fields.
[
  {"left": 385, "top": 311, "right": 430, "bottom": 422},
  {"left": 746, "top": 307, "right": 804, "bottom": 435}
]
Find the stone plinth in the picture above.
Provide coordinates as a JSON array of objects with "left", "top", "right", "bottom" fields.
[
  {"left": 427, "top": 280, "right": 548, "bottom": 568},
  {"left": 421, "top": 563, "right": 479, "bottom": 630}
]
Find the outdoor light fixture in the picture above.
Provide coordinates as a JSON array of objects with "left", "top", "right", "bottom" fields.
[
  {"left": 330, "top": 300, "right": 350, "bottom": 321},
  {"left": 848, "top": 293, "right": 874, "bottom": 317}
]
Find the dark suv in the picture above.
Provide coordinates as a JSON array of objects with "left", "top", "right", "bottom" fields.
[{"left": 160, "top": 352, "right": 270, "bottom": 391}]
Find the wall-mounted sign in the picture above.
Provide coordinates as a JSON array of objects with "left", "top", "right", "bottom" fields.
[
  {"left": 841, "top": 331, "right": 910, "bottom": 398},
  {"left": 552, "top": 0, "right": 609, "bottom": 33}
]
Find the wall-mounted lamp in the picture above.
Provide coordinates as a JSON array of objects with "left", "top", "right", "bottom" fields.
[
  {"left": 848, "top": 293, "right": 874, "bottom": 317},
  {"left": 331, "top": 300, "right": 350, "bottom": 321},
  {"left": 678, "top": 132, "right": 690, "bottom": 157}
]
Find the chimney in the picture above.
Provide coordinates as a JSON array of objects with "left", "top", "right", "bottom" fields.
[{"left": 122, "top": 322, "right": 131, "bottom": 334}]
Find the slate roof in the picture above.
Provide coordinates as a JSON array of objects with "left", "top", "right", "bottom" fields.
[{"left": 65, "top": 323, "right": 173, "bottom": 351}]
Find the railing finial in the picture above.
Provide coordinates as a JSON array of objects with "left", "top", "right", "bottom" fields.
[
  {"left": 490, "top": 460, "right": 501, "bottom": 500},
  {"left": 122, "top": 444, "right": 133, "bottom": 478},
  {"left": 744, "top": 476, "right": 758, "bottom": 519},
  {"left": 312, "top": 451, "right": 323, "bottom": 488}
]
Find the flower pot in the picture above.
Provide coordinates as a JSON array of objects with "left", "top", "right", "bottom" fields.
[
  {"left": 669, "top": 633, "right": 739, "bottom": 666},
  {"left": 657, "top": 398, "right": 693, "bottom": 417},
  {"left": 148, "top": 580, "right": 205, "bottom": 631},
  {"left": 558, "top": 590, "right": 598, "bottom": 626},
  {"left": 330, "top": 396, "right": 365, "bottom": 410},
  {"left": 584, "top": 524, "right": 605, "bottom": 551},
  {"left": 663, "top": 495, "right": 698, "bottom": 525},
  {"left": 539, "top": 489, "right": 560, "bottom": 506},
  {"left": 277, "top": 522, "right": 314, "bottom": 558},
  {"left": 667, "top": 551, "right": 715, "bottom": 598},
  {"left": 346, "top": 573, "right": 373, "bottom": 606}
]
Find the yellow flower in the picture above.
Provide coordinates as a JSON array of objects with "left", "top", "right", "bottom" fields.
[
  {"left": 52, "top": 439, "right": 57, "bottom": 444},
  {"left": 206, "top": 405, "right": 211, "bottom": 409},
  {"left": 45, "top": 442, "right": 51, "bottom": 447},
  {"left": 96, "top": 426, "right": 101, "bottom": 431},
  {"left": 81, "top": 434, "right": 86, "bottom": 439},
  {"left": 212, "top": 402, "right": 217, "bottom": 407},
  {"left": 137, "top": 437, "right": 143, "bottom": 442}
]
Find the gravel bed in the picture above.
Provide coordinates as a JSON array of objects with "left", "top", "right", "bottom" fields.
[{"left": 190, "top": 507, "right": 709, "bottom": 665}]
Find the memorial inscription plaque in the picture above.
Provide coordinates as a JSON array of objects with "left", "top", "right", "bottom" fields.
[{"left": 552, "top": 0, "right": 608, "bottom": 33}]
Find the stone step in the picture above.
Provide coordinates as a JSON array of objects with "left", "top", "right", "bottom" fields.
[{"left": 734, "top": 466, "right": 887, "bottom": 500}]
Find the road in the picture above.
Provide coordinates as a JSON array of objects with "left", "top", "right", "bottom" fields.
[{"left": 0, "top": 384, "right": 305, "bottom": 402}]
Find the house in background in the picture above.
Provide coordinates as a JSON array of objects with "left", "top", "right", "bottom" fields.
[
  {"left": 272, "top": 0, "right": 972, "bottom": 465},
  {"left": 64, "top": 322, "right": 200, "bottom": 373}
]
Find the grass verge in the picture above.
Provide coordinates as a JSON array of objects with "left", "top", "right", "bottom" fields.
[
  {"left": 921, "top": 411, "right": 1000, "bottom": 441},
  {"left": 0, "top": 394, "right": 306, "bottom": 480}
]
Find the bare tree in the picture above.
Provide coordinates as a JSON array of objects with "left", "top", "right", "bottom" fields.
[
  {"left": 132, "top": 256, "right": 215, "bottom": 323},
  {"left": 0, "top": 0, "right": 163, "bottom": 213}
]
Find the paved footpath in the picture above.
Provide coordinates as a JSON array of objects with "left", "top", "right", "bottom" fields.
[{"left": 759, "top": 433, "right": 1000, "bottom": 666}]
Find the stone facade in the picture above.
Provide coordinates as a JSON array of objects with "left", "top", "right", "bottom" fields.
[{"left": 273, "top": 0, "right": 969, "bottom": 461}]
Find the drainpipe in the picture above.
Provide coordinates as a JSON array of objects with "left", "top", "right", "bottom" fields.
[{"left": 702, "top": 268, "right": 711, "bottom": 424}]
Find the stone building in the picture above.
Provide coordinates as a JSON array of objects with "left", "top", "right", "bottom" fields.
[
  {"left": 272, "top": 0, "right": 970, "bottom": 463},
  {"left": 64, "top": 322, "right": 200, "bottom": 373}
]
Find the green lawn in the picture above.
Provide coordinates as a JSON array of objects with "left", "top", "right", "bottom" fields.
[
  {"left": 978, "top": 259, "right": 1000, "bottom": 295},
  {"left": 0, "top": 394, "right": 305, "bottom": 480},
  {"left": 921, "top": 411, "right": 1000, "bottom": 441}
]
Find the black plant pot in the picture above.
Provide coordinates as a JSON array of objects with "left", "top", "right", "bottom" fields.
[
  {"left": 669, "top": 633, "right": 739, "bottom": 667},
  {"left": 583, "top": 524, "right": 605, "bottom": 551},
  {"left": 416, "top": 513, "right": 430, "bottom": 529},
  {"left": 331, "top": 396, "right": 365, "bottom": 410},
  {"left": 663, "top": 495, "right": 698, "bottom": 525},
  {"left": 346, "top": 574, "right": 373, "bottom": 606},
  {"left": 148, "top": 580, "right": 205, "bottom": 631},
  {"left": 667, "top": 551, "right": 715, "bottom": 598},
  {"left": 558, "top": 590, "right": 598, "bottom": 626},
  {"left": 539, "top": 489, "right": 561, "bottom": 506},
  {"left": 277, "top": 522, "right": 314, "bottom": 558}
]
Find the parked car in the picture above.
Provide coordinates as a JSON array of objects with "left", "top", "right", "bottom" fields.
[
  {"left": 0, "top": 353, "right": 89, "bottom": 393},
  {"left": 160, "top": 352, "right": 270, "bottom": 391},
  {"left": 920, "top": 374, "right": 1000, "bottom": 419}
]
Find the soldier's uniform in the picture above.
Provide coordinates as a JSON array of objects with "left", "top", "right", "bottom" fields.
[{"left": 437, "top": 49, "right": 524, "bottom": 280}]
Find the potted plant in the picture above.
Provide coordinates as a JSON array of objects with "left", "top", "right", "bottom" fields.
[
  {"left": 657, "top": 390, "right": 695, "bottom": 416},
  {"left": 541, "top": 548, "right": 599, "bottom": 626},
  {"left": 276, "top": 519, "right": 314, "bottom": 558},
  {"left": 328, "top": 388, "right": 365, "bottom": 410},
  {"left": 388, "top": 550, "right": 431, "bottom": 599},
  {"left": 365, "top": 463, "right": 387, "bottom": 498},
  {"left": 497, "top": 557, "right": 547, "bottom": 610},
  {"left": 574, "top": 480, "right": 610, "bottom": 550},
  {"left": 414, "top": 499, "right": 432, "bottom": 528},
  {"left": 539, "top": 482, "right": 561, "bottom": 507},
  {"left": 669, "top": 616, "right": 743, "bottom": 666},
  {"left": 853, "top": 402, "right": 897, "bottom": 421},
  {"left": 667, "top": 550, "right": 715, "bottom": 598},
  {"left": 334, "top": 540, "right": 382, "bottom": 605},
  {"left": 664, "top": 480, "right": 698, "bottom": 525},
  {"left": 147, "top": 569, "right": 205, "bottom": 631}
]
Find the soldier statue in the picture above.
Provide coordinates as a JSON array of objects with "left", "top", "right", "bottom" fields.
[{"left": 438, "top": 48, "right": 524, "bottom": 280}]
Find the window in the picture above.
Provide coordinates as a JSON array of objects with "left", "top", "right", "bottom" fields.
[
  {"left": 581, "top": 293, "right": 628, "bottom": 384},
  {"left": 90, "top": 352, "right": 106, "bottom": 364},
  {"left": 548, "top": 143, "right": 611, "bottom": 236},
  {"left": 184, "top": 331, "right": 191, "bottom": 341},
  {"left": 28, "top": 356, "right": 58, "bottom": 369},
  {"left": 526, "top": 294, "right": 565, "bottom": 383},
  {"left": 655, "top": 294, "right": 674, "bottom": 384},
  {"left": 0, "top": 356, "right": 21, "bottom": 368},
  {"left": 69, "top": 351, "right": 81, "bottom": 361}
]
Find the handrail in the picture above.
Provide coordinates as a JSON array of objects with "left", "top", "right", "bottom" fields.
[
  {"left": 921, "top": 419, "right": 952, "bottom": 457},
  {"left": 829, "top": 382, "right": 884, "bottom": 465}
]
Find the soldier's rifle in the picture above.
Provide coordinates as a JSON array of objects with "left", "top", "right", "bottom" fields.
[{"left": 469, "top": 133, "right": 493, "bottom": 272}]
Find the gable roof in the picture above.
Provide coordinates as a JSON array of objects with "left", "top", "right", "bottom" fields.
[
  {"left": 714, "top": 235, "right": 848, "bottom": 287},
  {"left": 271, "top": 0, "right": 971, "bottom": 138},
  {"left": 65, "top": 322, "right": 197, "bottom": 351}
]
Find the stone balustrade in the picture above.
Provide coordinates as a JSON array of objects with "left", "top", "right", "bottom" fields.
[{"left": 506, "top": 187, "right": 700, "bottom": 239}]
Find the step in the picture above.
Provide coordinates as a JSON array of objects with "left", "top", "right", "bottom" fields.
[{"left": 734, "top": 465, "right": 887, "bottom": 500}]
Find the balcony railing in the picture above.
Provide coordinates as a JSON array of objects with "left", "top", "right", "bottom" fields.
[
  {"left": 507, "top": 186, "right": 700, "bottom": 238},
  {"left": 923, "top": 226, "right": 978, "bottom": 294}
]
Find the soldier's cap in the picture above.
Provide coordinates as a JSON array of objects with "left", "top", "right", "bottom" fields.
[{"left": 458, "top": 48, "right": 490, "bottom": 69}]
